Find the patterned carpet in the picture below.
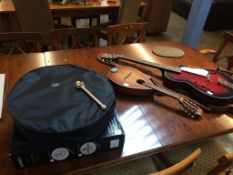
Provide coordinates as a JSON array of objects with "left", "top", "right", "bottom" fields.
[
  {"left": 90, "top": 157, "right": 157, "bottom": 175},
  {"left": 87, "top": 138, "right": 232, "bottom": 175}
]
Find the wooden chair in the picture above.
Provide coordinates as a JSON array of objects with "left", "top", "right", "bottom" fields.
[
  {"left": 106, "top": 22, "right": 148, "bottom": 46},
  {"left": 99, "top": 0, "right": 142, "bottom": 43},
  {"left": 141, "top": 0, "right": 174, "bottom": 34},
  {"left": 0, "top": 32, "right": 41, "bottom": 55},
  {"left": 207, "top": 154, "right": 233, "bottom": 175},
  {"left": 199, "top": 31, "right": 233, "bottom": 71},
  {"left": 98, "top": 0, "right": 142, "bottom": 28},
  {"left": 0, "top": 15, "right": 11, "bottom": 32},
  {"left": 116, "top": 0, "right": 142, "bottom": 24},
  {"left": 12, "top": 0, "right": 70, "bottom": 46},
  {"left": 51, "top": 27, "right": 100, "bottom": 50},
  {"left": 157, "top": 139, "right": 231, "bottom": 175},
  {"left": 151, "top": 148, "right": 201, "bottom": 175}
]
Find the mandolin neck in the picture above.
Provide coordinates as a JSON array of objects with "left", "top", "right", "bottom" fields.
[
  {"left": 142, "top": 81, "right": 180, "bottom": 100},
  {"left": 120, "top": 55, "right": 181, "bottom": 73}
]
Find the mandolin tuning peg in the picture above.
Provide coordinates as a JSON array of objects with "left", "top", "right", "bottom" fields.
[
  {"left": 192, "top": 114, "right": 195, "bottom": 118},
  {"left": 110, "top": 67, "right": 118, "bottom": 73},
  {"left": 190, "top": 109, "right": 194, "bottom": 114}
]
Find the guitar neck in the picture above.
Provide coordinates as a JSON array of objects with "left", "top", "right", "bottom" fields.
[
  {"left": 218, "top": 78, "right": 233, "bottom": 89},
  {"left": 120, "top": 55, "right": 181, "bottom": 73}
]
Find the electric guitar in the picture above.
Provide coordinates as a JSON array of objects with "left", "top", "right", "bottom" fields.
[{"left": 98, "top": 53, "right": 233, "bottom": 105}]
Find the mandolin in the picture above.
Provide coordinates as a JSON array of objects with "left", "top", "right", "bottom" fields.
[
  {"left": 98, "top": 53, "right": 233, "bottom": 105},
  {"left": 104, "top": 62, "right": 154, "bottom": 96},
  {"left": 97, "top": 57, "right": 203, "bottom": 119}
]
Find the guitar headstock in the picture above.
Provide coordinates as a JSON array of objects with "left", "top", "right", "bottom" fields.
[
  {"left": 97, "top": 53, "right": 123, "bottom": 64},
  {"left": 179, "top": 97, "right": 203, "bottom": 119}
]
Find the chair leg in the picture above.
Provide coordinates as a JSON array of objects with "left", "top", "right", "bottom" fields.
[
  {"left": 151, "top": 153, "right": 194, "bottom": 175},
  {"left": 97, "top": 16, "right": 100, "bottom": 25},
  {"left": 71, "top": 17, "right": 76, "bottom": 28},
  {"left": 150, "top": 154, "right": 167, "bottom": 171},
  {"left": 89, "top": 16, "right": 100, "bottom": 26},
  {"left": 54, "top": 17, "right": 61, "bottom": 25},
  {"left": 89, "top": 17, "right": 93, "bottom": 27}
]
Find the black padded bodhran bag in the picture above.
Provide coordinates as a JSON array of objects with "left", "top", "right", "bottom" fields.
[{"left": 7, "top": 64, "right": 115, "bottom": 143}]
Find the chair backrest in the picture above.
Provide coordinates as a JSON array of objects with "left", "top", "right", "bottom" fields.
[
  {"left": 51, "top": 27, "right": 100, "bottom": 51},
  {"left": 116, "top": 0, "right": 141, "bottom": 24},
  {"left": 12, "top": 0, "right": 54, "bottom": 45},
  {"left": 213, "top": 31, "right": 233, "bottom": 70},
  {"left": 106, "top": 22, "right": 148, "bottom": 46},
  {"left": 0, "top": 32, "right": 42, "bottom": 55},
  {"left": 150, "top": 148, "right": 201, "bottom": 175},
  {"left": 207, "top": 153, "right": 233, "bottom": 175}
]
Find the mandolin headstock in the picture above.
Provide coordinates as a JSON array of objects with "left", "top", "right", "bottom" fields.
[
  {"left": 179, "top": 97, "right": 203, "bottom": 119},
  {"left": 97, "top": 53, "right": 123, "bottom": 64}
]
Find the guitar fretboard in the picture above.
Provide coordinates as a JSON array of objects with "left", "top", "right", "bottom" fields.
[
  {"left": 218, "top": 78, "right": 233, "bottom": 90},
  {"left": 120, "top": 55, "right": 181, "bottom": 73}
]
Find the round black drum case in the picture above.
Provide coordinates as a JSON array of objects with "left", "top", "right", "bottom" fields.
[{"left": 7, "top": 64, "right": 115, "bottom": 143}]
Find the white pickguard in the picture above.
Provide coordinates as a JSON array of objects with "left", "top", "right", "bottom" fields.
[{"left": 180, "top": 67, "right": 209, "bottom": 77}]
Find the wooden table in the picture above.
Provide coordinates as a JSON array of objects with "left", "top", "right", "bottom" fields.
[
  {"left": 0, "top": 41, "right": 233, "bottom": 175},
  {"left": 0, "top": 0, "right": 120, "bottom": 31},
  {"left": 49, "top": 0, "right": 120, "bottom": 18},
  {"left": 0, "top": 0, "right": 120, "bottom": 15}
]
